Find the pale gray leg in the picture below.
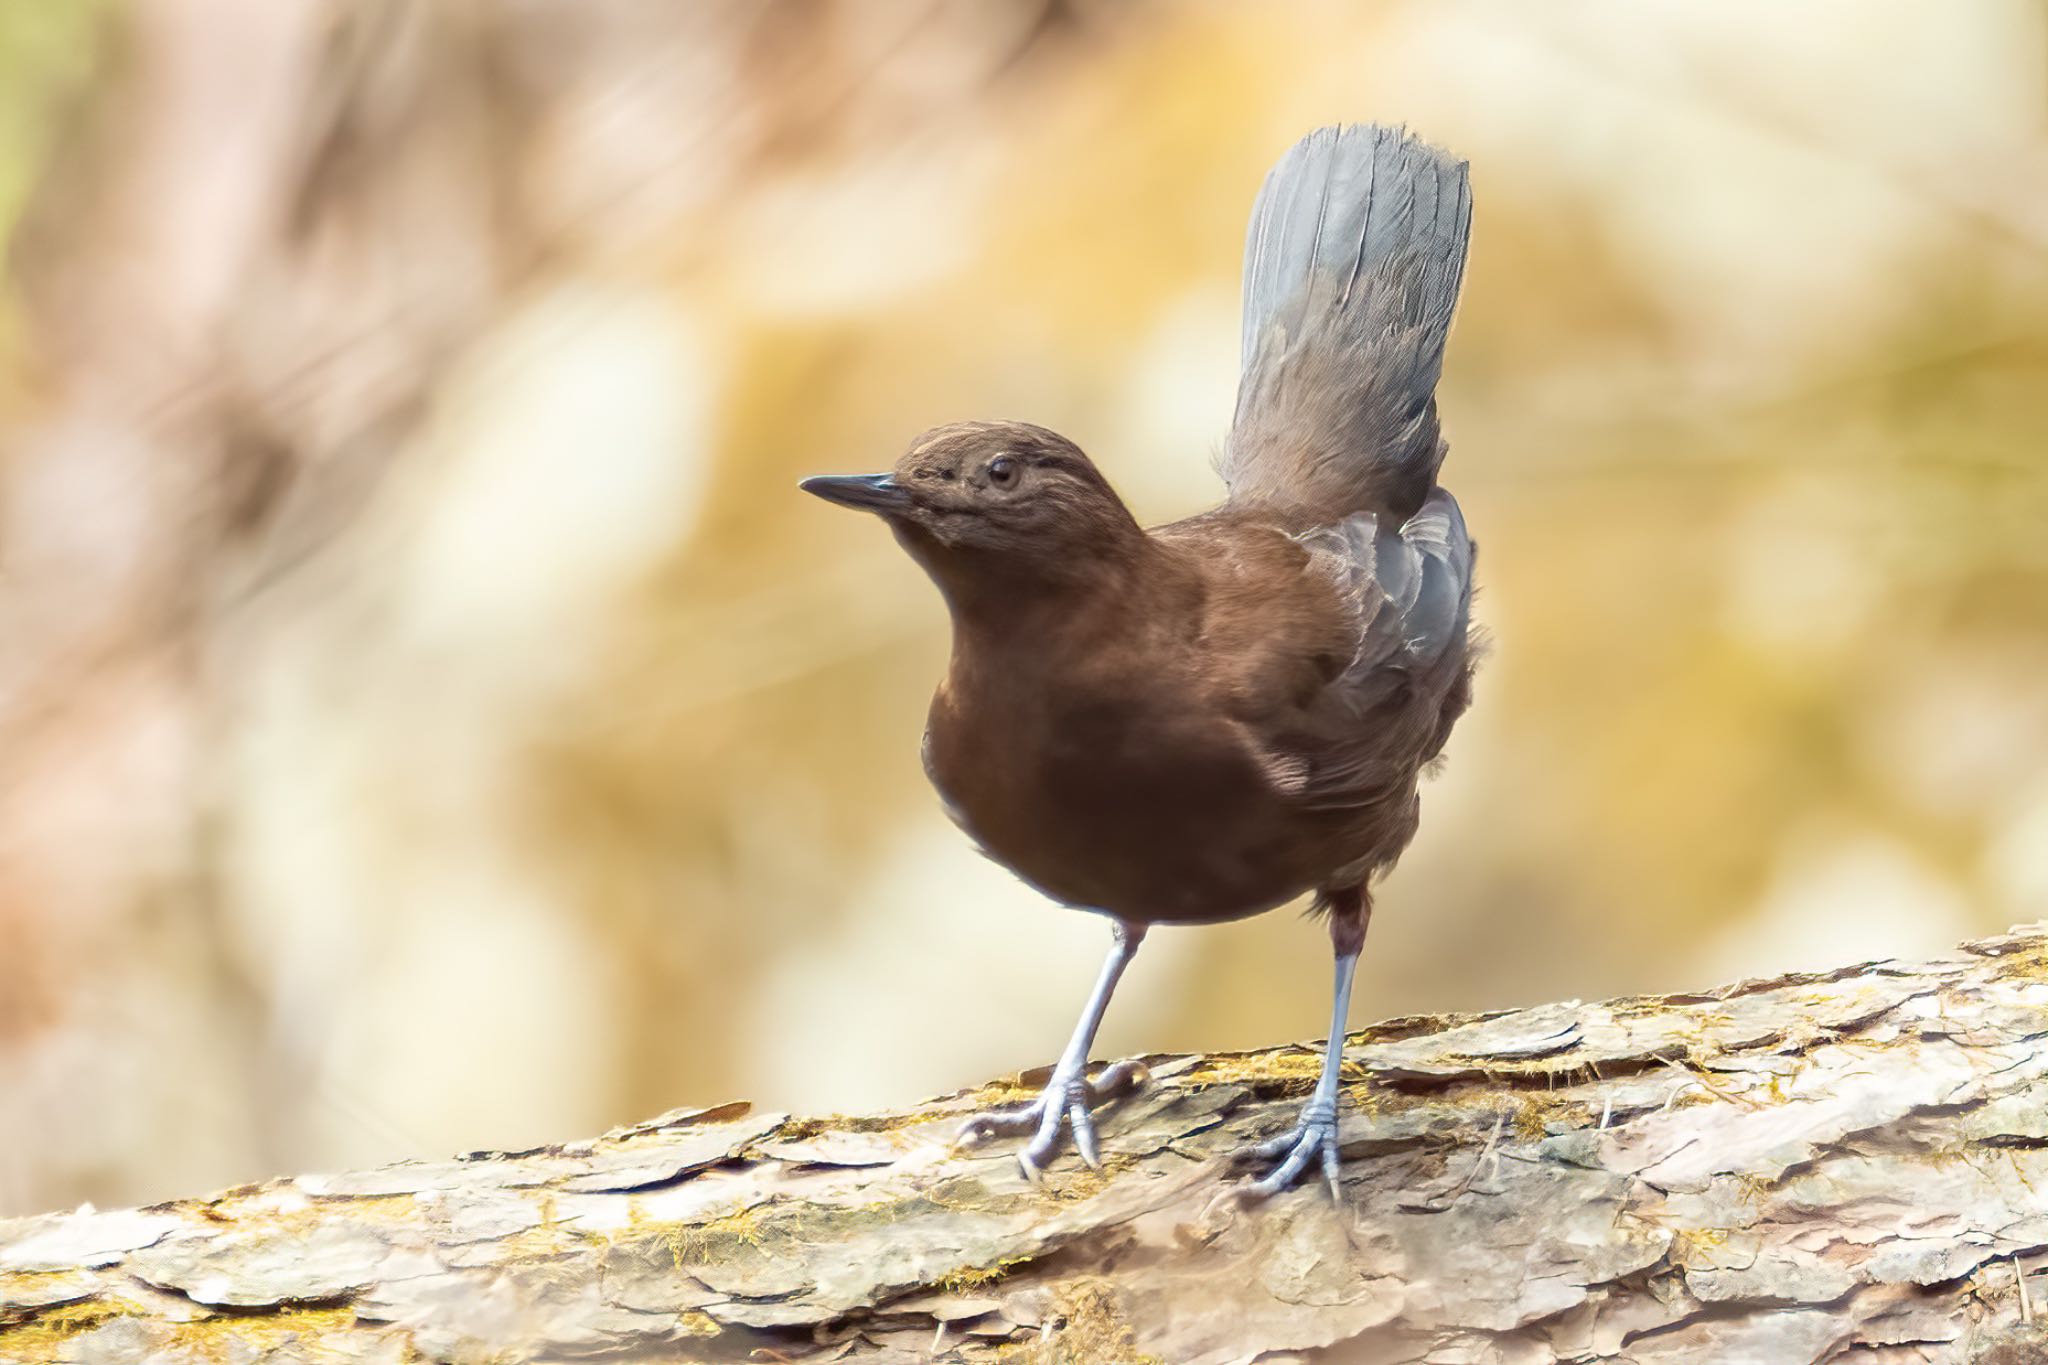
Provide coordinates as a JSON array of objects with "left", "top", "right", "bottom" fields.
[
  {"left": 1243, "top": 948, "right": 1358, "bottom": 1199},
  {"left": 956, "top": 920, "right": 1147, "bottom": 1180},
  {"left": 1243, "top": 888, "right": 1369, "bottom": 1199}
]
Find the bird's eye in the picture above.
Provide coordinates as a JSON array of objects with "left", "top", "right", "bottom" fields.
[{"left": 986, "top": 456, "right": 1019, "bottom": 488}]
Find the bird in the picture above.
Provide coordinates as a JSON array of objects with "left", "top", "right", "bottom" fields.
[{"left": 801, "top": 124, "right": 1476, "bottom": 1198}]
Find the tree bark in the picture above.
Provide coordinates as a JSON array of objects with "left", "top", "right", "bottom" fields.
[{"left": 5, "top": 926, "right": 2047, "bottom": 1365}]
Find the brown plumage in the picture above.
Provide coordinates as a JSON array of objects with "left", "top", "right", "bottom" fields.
[{"left": 802, "top": 124, "right": 1476, "bottom": 1197}]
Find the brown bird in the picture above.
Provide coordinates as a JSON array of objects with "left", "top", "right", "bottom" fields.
[{"left": 803, "top": 124, "right": 1476, "bottom": 1196}]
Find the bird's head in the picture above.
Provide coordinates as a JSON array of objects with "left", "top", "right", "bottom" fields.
[{"left": 802, "top": 421, "right": 1145, "bottom": 612}]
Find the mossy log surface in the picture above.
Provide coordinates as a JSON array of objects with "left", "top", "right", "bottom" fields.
[{"left": 6, "top": 928, "right": 2048, "bottom": 1364}]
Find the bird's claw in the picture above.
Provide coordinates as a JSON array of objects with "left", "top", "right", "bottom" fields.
[
  {"left": 954, "top": 1060, "right": 1146, "bottom": 1178},
  {"left": 1240, "top": 1099, "right": 1343, "bottom": 1201}
]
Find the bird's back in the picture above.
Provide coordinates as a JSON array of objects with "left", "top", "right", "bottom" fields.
[
  {"left": 1151, "top": 499, "right": 1473, "bottom": 876},
  {"left": 1204, "top": 124, "right": 1480, "bottom": 860},
  {"left": 1153, "top": 124, "right": 1480, "bottom": 895}
]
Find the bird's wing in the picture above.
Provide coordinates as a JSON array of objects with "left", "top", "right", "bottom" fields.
[
  {"left": 1223, "top": 124, "right": 1471, "bottom": 527},
  {"left": 1258, "top": 488, "right": 1476, "bottom": 810}
]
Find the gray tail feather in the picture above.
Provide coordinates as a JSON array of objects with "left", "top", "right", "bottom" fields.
[{"left": 1223, "top": 124, "right": 1472, "bottom": 525}]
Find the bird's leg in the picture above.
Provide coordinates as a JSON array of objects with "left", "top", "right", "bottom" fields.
[
  {"left": 1243, "top": 887, "right": 1370, "bottom": 1199},
  {"left": 956, "top": 919, "right": 1147, "bottom": 1180}
]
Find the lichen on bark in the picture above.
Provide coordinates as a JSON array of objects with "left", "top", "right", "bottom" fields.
[{"left": 6, "top": 927, "right": 2048, "bottom": 1364}]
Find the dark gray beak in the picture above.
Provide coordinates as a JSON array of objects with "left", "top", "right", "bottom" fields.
[{"left": 800, "top": 473, "right": 912, "bottom": 515}]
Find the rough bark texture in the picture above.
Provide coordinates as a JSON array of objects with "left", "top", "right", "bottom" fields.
[{"left": 5, "top": 927, "right": 2048, "bottom": 1365}]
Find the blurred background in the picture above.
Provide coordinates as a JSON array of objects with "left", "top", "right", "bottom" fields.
[{"left": 0, "top": 0, "right": 2043, "bottom": 1218}]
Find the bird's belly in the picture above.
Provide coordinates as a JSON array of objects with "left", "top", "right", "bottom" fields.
[{"left": 927, "top": 704, "right": 1331, "bottom": 923}]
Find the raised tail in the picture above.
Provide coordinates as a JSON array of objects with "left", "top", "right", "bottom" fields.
[{"left": 1222, "top": 124, "right": 1471, "bottom": 526}]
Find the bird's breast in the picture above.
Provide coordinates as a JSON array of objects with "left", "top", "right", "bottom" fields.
[{"left": 922, "top": 668, "right": 1327, "bottom": 923}]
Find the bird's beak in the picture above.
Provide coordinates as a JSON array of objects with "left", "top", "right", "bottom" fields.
[{"left": 799, "top": 472, "right": 913, "bottom": 515}]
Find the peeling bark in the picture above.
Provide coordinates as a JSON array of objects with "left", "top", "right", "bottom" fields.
[{"left": 5, "top": 928, "right": 2048, "bottom": 1364}]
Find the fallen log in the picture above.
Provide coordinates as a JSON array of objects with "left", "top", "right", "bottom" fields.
[{"left": 6, "top": 926, "right": 2048, "bottom": 1364}]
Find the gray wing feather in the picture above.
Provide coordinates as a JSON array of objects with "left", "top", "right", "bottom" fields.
[
  {"left": 1284, "top": 488, "right": 1475, "bottom": 810},
  {"left": 1226, "top": 125, "right": 1472, "bottom": 526},
  {"left": 1301, "top": 489, "right": 1472, "bottom": 680}
]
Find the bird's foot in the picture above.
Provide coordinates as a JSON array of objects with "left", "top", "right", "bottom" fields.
[
  {"left": 1240, "top": 1096, "right": 1342, "bottom": 1200},
  {"left": 954, "top": 1058, "right": 1147, "bottom": 1181}
]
